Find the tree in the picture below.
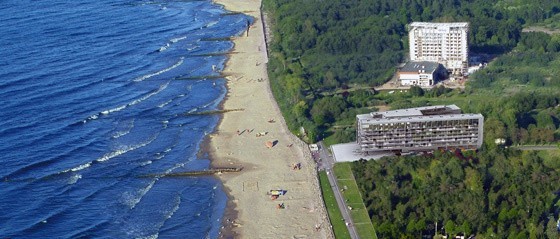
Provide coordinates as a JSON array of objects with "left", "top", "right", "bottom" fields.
[
  {"left": 484, "top": 118, "right": 506, "bottom": 145},
  {"left": 445, "top": 220, "right": 456, "bottom": 236},
  {"left": 309, "top": 96, "right": 347, "bottom": 125},
  {"left": 545, "top": 217, "right": 558, "bottom": 239},
  {"left": 285, "top": 74, "right": 304, "bottom": 103},
  {"left": 409, "top": 85, "right": 425, "bottom": 97}
]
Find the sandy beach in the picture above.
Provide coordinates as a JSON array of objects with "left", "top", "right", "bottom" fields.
[{"left": 208, "top": 0, "right": 333, "bottom": 238}]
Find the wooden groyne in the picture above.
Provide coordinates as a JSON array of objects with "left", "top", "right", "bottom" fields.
[{"left": 142, "top": 167, "right": 243, "bottom": 178}]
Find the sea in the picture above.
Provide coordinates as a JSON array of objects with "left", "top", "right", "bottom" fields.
[{"left": 0, "top": 0, "right": 251, "bottom": 238}]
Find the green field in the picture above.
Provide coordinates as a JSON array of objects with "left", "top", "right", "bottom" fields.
[
  {"left": 333, "top": 163, "right": 378, "bottom": 239},
  {"left": 318, "top": 171, "right": 350, "bottom": 239}
]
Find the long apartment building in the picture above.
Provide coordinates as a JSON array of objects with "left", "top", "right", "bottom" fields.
[
  {"left": 409, "top": 22, "right": 469, "bottom": 76},
  {"left": 356, "top": 105, "right": 483, "bottom": 153}
]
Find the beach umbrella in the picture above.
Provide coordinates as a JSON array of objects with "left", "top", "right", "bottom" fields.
[{"left": 265, "top": 141, "right": 273, "bottom": 148}]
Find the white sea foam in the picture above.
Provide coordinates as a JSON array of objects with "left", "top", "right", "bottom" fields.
[
  {"left": 96, "top": 148, "right": 129, "bottom": 162},
  {"left": 85, "top": 81, "right": 170, "bottom": 124},
  {"left": 126, "top": 180, "right": 156, "bottom": 209},
  {"left": 187, "top": 45, "right": 199, "bottom": 51},
  {"left": 136, "top": 234, "right": 158, "bottom": 239},
  {"left": 158, "top": 43, "right": 169, "bottom": 52},
  {"left": 68, "top": 174, "right": 82, "bottom": 184},
  {"left": 128, "top": 81, "right": 169, "bottom": 107},
  {"left": 61, "top": 162, "right": 91, "bottom": 173},
  {"left": 165, "top": 196, "right": 181, "bottom": 220},
  {"left": 154, "top": 153, "right": 164, "bottom": 160},
  {"left": 96, "top": 134, "right": 156, "bottom": 163},
  {"left": 157, "top": 99, "right": 172, "bottom": 108},
  {"left": 134, "top": 57, "right": 184, "bottom": 82},
  {"left": 112, "top": 129, "right": 129, "bottom": 139},
  {"left": 113, "top": 119, "right": 135, "bottom": 139},
  {"left": 206, "top": 21, "right": 218, "bottom": 28},
  {"left": 71, "top": 163, "right": 91, "bottom": 172},
  {"left": 170, "top": 36, "right": 186, "bottom": 43},
  {"left": 101, "top": 105, "right": 127, "bottom": 115},
  {"left": 140, "top": 160, "right": 152, "bottom": 166}
]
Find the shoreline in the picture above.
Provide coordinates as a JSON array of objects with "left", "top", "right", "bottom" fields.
[{"left": 206, "top": 0, "right": 334, "bottom": 238}]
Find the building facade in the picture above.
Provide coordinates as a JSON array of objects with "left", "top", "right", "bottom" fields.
[
  {"left": 398, "top": 61, "right": 443, "bottom": 86},
  {"left": 408, "top": 22, "right": 469, "bottom": 76},
  {"left": 356, "top": 105, "right": 483, "bottom": 153}
]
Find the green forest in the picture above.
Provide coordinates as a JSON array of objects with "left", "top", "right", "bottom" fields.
[
  {"left": 262, "top": 0, "right": 560, "bottom": 237},
  {"left": 351, "top": 149, "right": 560, "bottom": 238},
  {"left": 263, "top": 0, "right": 560, "bottom": 142}
]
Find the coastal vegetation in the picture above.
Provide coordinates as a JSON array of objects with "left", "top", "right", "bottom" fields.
[
  {"left": 263, "top": 0, "right": 560, "bottom": 142},
  {"left": 263, "top": 0, "right": 560, "bottom": 237},
  {"left": 351, "top": 149, "right": 560, "bottom": 238}
]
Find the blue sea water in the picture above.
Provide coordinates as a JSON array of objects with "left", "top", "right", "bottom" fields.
[{"left": 0, "top": 0, "right": 250, "bottom": 238}]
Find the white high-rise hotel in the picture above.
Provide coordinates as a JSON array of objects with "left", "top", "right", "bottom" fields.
[{"left": 408, "top": 22, "right": 469, "bottom": 76}]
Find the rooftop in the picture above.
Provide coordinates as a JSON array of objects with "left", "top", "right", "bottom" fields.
[
  {"left": 357, "top": 113, "right": 483, "bottom": 125},
  {"left": 409, "top": 22, "right": 469, "bottom": 28},
  {"left": 356, "top": 105, "right": 484, "bottom": 123},
  {"left": 366, "top": 105, "right": 460, "bottom": 118},
  {"left": 399, "top": 61, "right": 440, "bottom": 73}
]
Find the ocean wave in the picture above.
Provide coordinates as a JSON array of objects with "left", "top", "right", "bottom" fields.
[
  {"left": 157, "top": 99, "right": 172, "bottom": 108},
  {"left": 187, "top": 45, "right": 199, "bottom": 51},
  {"left": 101, "top": 105, "right": 127, "bottom": 115},
  {"left": 112, "top": 119, "right": 135, "bottom": 139},
  {"left": 15, "top": 206, "right": 68, "bottom": 236},
  {"left": 83, "top": 81, "right": 170, "bottom": 124},
  {"left": 63, "top": 220, "right": 109, "bottom": 239},
  {"left": 123, "top": 179, "right": 157, "bottom": 210},
  {"left": 68, "top": 173, "right": 82, "bottom": 184},
  {"left": 129, "top": 81, "right": 169, "bottom": 106},
  {"left": 187, "top": 108, "right": 197, "bottom": 114},
  {"left": 205, "top": 21, "right": 218, "bottom": 28},
  {"left": 4, "top": 157, "right": 60, "bottom": 181},
  {"left": 134, "top": 57, "right": 184, "bottom": 82},
  {"left": 136, "top": 234, "right": 158, "bottom": 239},
  {"left": 158, "top": 43, "right": 170, "bottom": 52},
  {"left": 165, "top": 195, "right": 181, "bottom": 220},
  {"left": 170, "top": 36, "right": 186, "bottom": 43},
  {"left": 158, "top": 36, "right": 187, "bottom": 52},
  {"left": 96, "top": 134, "right": 157, "bottom": 163},
  {"left": 61, "top": 162, "right": 91, "bottom": 173},
  {"left": 58, "top": 132, "right": 158, "bottom": 176},
  {"left": 152, "top": 195, "right": 181, "bottom": 237}
]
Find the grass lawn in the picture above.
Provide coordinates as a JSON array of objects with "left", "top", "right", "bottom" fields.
[
  {"left": 333, "top": 163, "right": 378, "bottom": 239},
  {"left": 318, "top": 171, "right": 350, "bottom": 239}
]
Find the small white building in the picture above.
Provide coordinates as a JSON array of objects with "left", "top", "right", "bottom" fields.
[
  {"left": 398, "top": 61, "right": 443, "bottom": 86},
  {"left": 309, "top": 144, "right": 319, "bottom": 152}
]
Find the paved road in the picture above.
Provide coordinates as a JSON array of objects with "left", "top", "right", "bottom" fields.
[
  {"left": 513, "top": 145, "right": 559, "bottom": 150},
  {"left": 316, "top": 141, "right": 360, "bottom": 239}
]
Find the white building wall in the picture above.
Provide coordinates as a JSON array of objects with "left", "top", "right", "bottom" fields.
[
  {"left": 399, "top": 72, "right": 433, "bottom": 86},
  {"left": 409, "top": 22, "right": 469, "bottom": 75}
]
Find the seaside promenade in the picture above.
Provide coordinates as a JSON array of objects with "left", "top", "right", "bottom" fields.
[{"left": 209, "top": 0, "right": 333, "bottom": 238}]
